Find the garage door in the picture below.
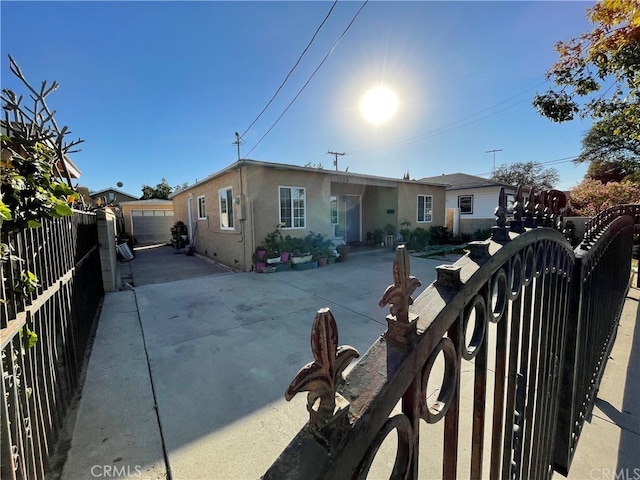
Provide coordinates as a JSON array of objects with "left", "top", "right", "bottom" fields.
[{"left": 131, "top": 210, "right": 175, "bottom": 245}]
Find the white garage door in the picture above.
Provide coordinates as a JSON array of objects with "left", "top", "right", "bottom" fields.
[{"left": 131, "top": 210, "right": 174, "bottom": 245}]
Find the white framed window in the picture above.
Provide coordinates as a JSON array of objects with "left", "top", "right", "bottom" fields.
[
  {"left": 330, "top": 196, "right": 338, "bottom": 225},
  {"left": 279, "top": 186, "right": 306, "bottom": 229},
  {"left": 417, "top": 195, "right": 433, "bottom": 223},
  {"left": 219, "top": 187, "right": 234, "bottom": 229},
  {"left": 197, "top": 195, "right": 206, "bottom": 220},
  {"left": 458, "top": 195, "right": 473, "bottom": 215}
]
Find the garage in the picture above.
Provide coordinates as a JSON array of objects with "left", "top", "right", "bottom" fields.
[{"left": 120, "top": 200, "right": 174, "bottom": 245}]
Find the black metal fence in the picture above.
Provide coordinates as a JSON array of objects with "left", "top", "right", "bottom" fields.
[
  {"left": 263, "top": 191, "right": 636, "bottom": 479},
  {"left": 1, "top": 211, "right": 104, "bottom": 479}
]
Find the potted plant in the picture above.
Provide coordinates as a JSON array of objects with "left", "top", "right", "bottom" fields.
[
  {"left": 279, "top": 234, "right": 297, "bottom": 263},
  {"left": 262, "top": 224, "right": 284, "bottom": 264}
]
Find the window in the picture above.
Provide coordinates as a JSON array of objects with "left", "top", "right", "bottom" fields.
[
  {"left": 197, "top": 195, "right": 206, "bottom": 219},
  {"left": 417, "top": 195, "right": 433, "bottom": 223},
  {"left": 330, "top": 196, "right": 338, "bottom": 225},
  {"left": 458, "top": 195, "right": 473, "bottom": 214},
  {"left": 219, "top": 187, "right": 234, "bottom": 229},
  {"left": 279, "top": 186, "right": 306, "bottom": 228}
]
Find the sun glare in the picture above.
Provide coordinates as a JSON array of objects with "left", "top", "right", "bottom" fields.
[{"left": 359, "top": 86, "right": 398, "bottom": 125}]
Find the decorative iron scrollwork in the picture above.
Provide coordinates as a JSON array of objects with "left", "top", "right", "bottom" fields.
[
  {"left": 285, "top": 308, "right": 359, "bottom": 436},
  {"left": 492, "top": 187, "right": 509, "bottom": 241},
  {"left": 379, "top": 246, "right": 422, "bottom": 345},
  {"left": 495, "top": 186, "right": 567, "bottom": 239}
]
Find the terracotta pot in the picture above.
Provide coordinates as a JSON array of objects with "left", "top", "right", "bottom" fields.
[{"left": 317, "top": 256, "right": 328, "bottom": 267}]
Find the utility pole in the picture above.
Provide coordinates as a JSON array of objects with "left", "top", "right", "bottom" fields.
[
  {"left": 486, "top": 149, "right": 503, "bottom": 175},
  {"left": 233, "top": 132, "right": 245, "bottom": 161},
  {"left": 327, "top": 150, "right": 345, "bottom": 171}
]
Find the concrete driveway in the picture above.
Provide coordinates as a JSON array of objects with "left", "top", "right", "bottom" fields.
[{"left": 133, "top": 246, "right": 449, "bottom": 479}]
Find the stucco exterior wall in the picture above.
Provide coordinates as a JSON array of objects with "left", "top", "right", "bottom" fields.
[
  {"left": 172, "top": 167, "right": 248, "bottom": 270},
  {"left": 244, "top": 164, "right": 333, "bottom": 248},
  {"left": 397, "top": 182, "right": 446, "bottom": 230}
]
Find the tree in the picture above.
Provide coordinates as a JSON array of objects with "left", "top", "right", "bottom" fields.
[
  {"left": 533, "top": 0, "right": 640, "bottom": 142},
  {"left": 141, "top": 178, "right": 173, "bottom": 200},
  {"left": 569, "top": 178, "right": 640, "bottom": 216},
  {"left": 491, "top": 161, "right": 559, "bottom": 190},
  {"left": 574, "top": 116, "right": 640, "bottom": 183}
]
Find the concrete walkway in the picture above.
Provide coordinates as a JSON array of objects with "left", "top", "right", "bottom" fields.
[{"left": 61, "top": 245, "right": 640, "bottom": 480}]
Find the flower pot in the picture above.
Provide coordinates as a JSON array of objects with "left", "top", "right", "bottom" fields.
[
  {"left": 255, "top": 261, "right": 266, "bottom": 272},
  {"left": 336, "top": 245, "right": 350, "bottom": 261},
  {"left": 262, "top": 266, "right": 277, "bottom": 273},
  {"left": 256, "top": 250, "right": 266, "bottom": 260},
  {"left": 266, "top": 257, "right": 281, "bottom": 264},
  {"left": 317, "top": 256, "right": 328, "bottom": 267},
  {"left": 311, "top": 261, "right": 318, "bottom": 268},
  {"left": 280, "top": 251, "right": 290, "bottom": 262}
]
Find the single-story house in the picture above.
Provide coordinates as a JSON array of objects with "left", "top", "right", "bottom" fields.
[
  {"left": 89, "top": 187, "right": 139, "bottom": 207},
  {"left": 171, "top": 159, "right": 446, "bottom": 272},
  {"left": 119, "top": 199, "right": 174, "bottom": 245},
  {"left": 419, "top": 173, "right": 517, "bottom": 234}
]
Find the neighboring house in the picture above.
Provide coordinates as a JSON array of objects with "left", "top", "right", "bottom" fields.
[
  {"left": 88, "top": 187, "right": 139, "bottom": 207},
  {"left": 119, "top": 199, "right": 174, "bottom": 245},
  {"left": 1, "top": 121, "right": 82, "bottom": 180},
  {"left": 171, "top": 159, "right": 446, "bottom": 272},
  {"left": 419, "top": 173, "right": 517, "bottom": 234}
]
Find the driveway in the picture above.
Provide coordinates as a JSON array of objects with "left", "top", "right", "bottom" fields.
[{"left": 131, "top": 246, "right": 451, "bottom": 479}]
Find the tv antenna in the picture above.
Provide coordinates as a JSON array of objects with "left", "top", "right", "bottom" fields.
[
  {"left": 486, "top": 149, "right": 503, "bottom": 175},
  {"left": 327, "top": 150, "right": 345, "bottom": 171}
]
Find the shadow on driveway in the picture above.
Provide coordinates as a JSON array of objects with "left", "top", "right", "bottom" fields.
[{"left": 129, "top": 244, "right": 232, "bottom": 286}]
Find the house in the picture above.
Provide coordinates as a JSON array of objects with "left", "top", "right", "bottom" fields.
[
  {"left": 119, "top": 199, "right": 175, "bottom": 245},
  {"left": 1, "top": 120, "right": 82, "bottom": 180},
  {"left": 88, "top": 187, "right": 139, "bottom": 207},
  {"left": 419, "top": 173, "right": 517, "bottom": 234},
  {"left": 171, "top": 159, "right": 447, "bottom": 271}
]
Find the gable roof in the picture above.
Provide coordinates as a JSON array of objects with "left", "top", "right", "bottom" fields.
[
  {"left": 171, "top": 159, "right": 445, "bottom": 197},
  {"left": 89, "top": 187, "right": 139, "bottom": 199},
  {"left": 418, "top": 173, "right": 515, "bottom": 191}
]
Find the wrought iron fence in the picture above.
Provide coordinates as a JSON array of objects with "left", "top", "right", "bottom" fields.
[
  {"left": 1, "top": 211, "right": 104, "bottom": 479},
  {"left": 263, "top": 189, "right": 636, "bottom": 479}
]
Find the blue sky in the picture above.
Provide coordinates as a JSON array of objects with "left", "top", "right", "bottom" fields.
[{"left": 1, "top": 1, "right": 594, "bottom": 196}]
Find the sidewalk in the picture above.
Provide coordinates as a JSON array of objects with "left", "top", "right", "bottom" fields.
[{"left": 60, "top": 248, "right": 640, "bottom": 479}]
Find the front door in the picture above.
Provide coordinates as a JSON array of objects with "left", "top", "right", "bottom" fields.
[{"left": 345, "top": 195, "right": 361, "bottom": 244}]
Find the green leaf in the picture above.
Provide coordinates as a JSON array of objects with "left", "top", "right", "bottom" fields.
[
  {"left": 23, "top": 328, "right": 38, "bottom": 349},
  {"left": 27, "top": 220, "right": 42, "bottom": 228},
  {"left": 0, "top": 200, "right": 12, "bottom": 222},
  {"left": 53, "top": 202, "right": 73, "bottom": 217}
]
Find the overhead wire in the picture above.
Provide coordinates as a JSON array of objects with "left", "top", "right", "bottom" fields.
[
  {"left": 244, "top": 0, "right": 369, "bottom": 157},
  {"left": 239, "top": 0, "right": 339, "bottom": 139}
]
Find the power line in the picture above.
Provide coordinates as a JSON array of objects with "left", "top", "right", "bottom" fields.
[
  {"left": 244, "top": 0, "right": 369, "bottom": 157},
  {"left": 239, "top": 0, "right": 339, "bottom": 139},
  {"left": 473, "top": 155, "right": 581, "bottom": 177}
]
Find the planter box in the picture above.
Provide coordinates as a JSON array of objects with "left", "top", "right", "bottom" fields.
[
  {"left": 261, "top": 266, "right": 277, "bottom": 273},
  {"left": 291, "top": 254, "right": 313, "bottom": 264},
  {"left": 274, "top": 263, "right": 291, "bottom": 272},
  {"left": 266, "top": 257, "right": 282, "bottom": 264},
  {"left": 292, "top": 261, "right": 314, "bottom": 271}
]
